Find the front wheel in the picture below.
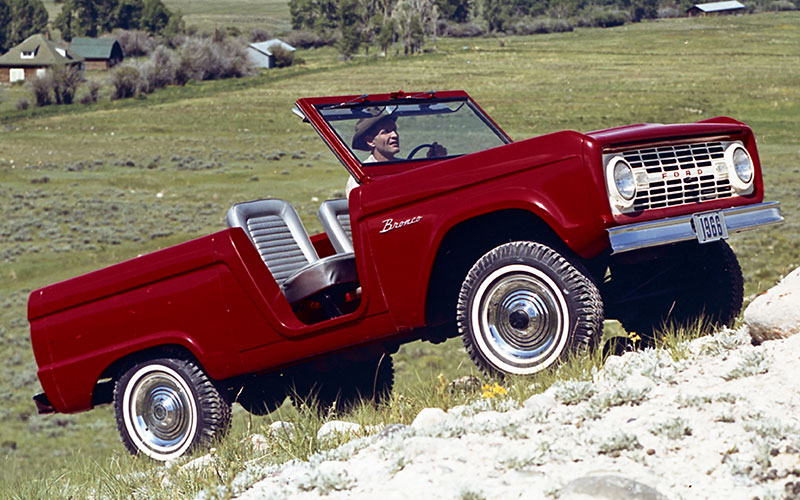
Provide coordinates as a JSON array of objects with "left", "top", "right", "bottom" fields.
[
  {"left": 113, "top": 357, "right": 231, "bottom": 461},
  {"left": 457, "top": 241, "right": 603, "bottom": 376}
]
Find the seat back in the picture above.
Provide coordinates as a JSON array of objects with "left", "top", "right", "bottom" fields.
[
  {"left": 317, "top": 198, "right": 353, "bottom": 254},
  {"left": 226, "top": 199, "right": 318, "bottom": 285}
]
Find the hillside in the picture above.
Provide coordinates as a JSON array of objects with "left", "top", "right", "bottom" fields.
[{"left": 1, "top": 12, "right": 798, "bottom": 498}]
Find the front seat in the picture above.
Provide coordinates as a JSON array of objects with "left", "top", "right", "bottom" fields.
[{"left": 226, "top": 199, "right": 358, "bottom": 317}]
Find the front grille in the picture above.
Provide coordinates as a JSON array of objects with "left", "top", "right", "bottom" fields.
[{"left": 621, "top": 141, "right": 734, "bottom": 212}]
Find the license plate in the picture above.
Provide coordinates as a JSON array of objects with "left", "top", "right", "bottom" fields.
[{"left": 693, "top": 211, "right": 729, "bottom": 244}]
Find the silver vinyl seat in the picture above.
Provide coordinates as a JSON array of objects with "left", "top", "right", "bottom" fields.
[
  {"left": 226, "top": 199, "right": 358, "bottom": 307},
  {"left": 317, "top": 198, "right": 353, "bottom": 254}
]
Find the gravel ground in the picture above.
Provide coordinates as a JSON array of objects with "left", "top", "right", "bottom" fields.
[{"left": 221, "top": 327, "right": 800, "bottom": 500}]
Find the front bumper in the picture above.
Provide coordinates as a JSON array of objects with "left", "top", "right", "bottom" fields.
[{"left": 607, "top": 201, "right": 783, "bottom": 254}]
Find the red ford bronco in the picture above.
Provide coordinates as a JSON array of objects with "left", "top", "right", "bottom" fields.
[{"left": 29, "top": 90, "right": 783, "bottom": 460}]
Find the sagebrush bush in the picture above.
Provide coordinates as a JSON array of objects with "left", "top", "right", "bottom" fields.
[
  {"left": 250, "top": 28, "right": 271, "bottom": 42},
  {"left": 576, "top": 8, "right": 630, "bottom": 28},
  {"left": 269, "top": 43, "right": 294, "bottom": 68},
  {"left": 768, "top": 0, "right": 796, "bottom": 10},
  {"left": 112, "top": 29, "right": 158, "bottom": 57},
  {"left": 50, "top": 65, "right": 83, "bottom": 105},
  {"left": 79, "top": 80, "right": 102, "bottom": 104},
  {"left": 110, "top": 65, "right": 141, "bottom": 100},
  {"left": 284, "top": 30, "right": 337, "bottom": 49},
  {"left": 443, "top": 22, "right": 486, "bottom": 38},
  {"left": 175, "top": 37, "right": 255, "bottom": 83},
  {"left": 27, "top": 75, "right": 52, "bottom": 107},
  {"left": 16, "top": 98, "right": 30, "bottom": 110},
  {"left": 139, "top": 45, "right": 177, "bottom": 93},
  {"left": 657, "top": 6, "right": 681, "bottom": 18},
  {"left": 510, "top": 17, "right": 574, "bottom": 35}
]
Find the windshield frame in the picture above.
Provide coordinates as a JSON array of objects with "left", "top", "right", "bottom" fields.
[{"left": 294, "top": 91, "right": 512, "bottom": 185}]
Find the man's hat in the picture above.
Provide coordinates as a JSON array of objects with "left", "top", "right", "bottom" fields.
[{"left": 351, "top": 108, "right": 397, "bottom": 151}]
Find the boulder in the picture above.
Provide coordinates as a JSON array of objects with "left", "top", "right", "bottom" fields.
[
  {"left": 744, "top": 266, "right": 800, "bottom": 342},
  {"left": 559, "top": 475, "right": 668, "bottom": 500}
]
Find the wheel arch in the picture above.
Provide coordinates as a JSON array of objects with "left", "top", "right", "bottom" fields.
[
  {"left": 425, "top": 208, "right": 570, "bottom": 328},
  {"left": 92, "top": 342, "right": 206, "bottom": 407}
]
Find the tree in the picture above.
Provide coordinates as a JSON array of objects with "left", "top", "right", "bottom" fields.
[
  {"left": 289, "top": 0, "right": 316, "bottom": 29},
  {"left": 0, "top": 0, "right": 11, "bottom": 52},
  {"left": 141, "top": 0, "right": 172, "bottom": 33},
  {"left": 115, "top": 0, "right": 143, "bottom": 30},
  {"left": 434, "top": 0, "right": 471, "bottom": 22},
  {"left": 377, "top": 17, "right": 396, "bottom": 54},
  {"left": 337, "top": 0, "right": 365, "bottom": 58},
  {"left": 55, "top": 0, "right": 100, "bottom": 40},
  {"left": 8, "top": 0, "right": 48, "bottom": 46}
]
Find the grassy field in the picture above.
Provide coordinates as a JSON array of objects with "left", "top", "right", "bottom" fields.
[
  {"left": 1, "top": 11, "right": 798, "bottom": 498},
  {"left": 39, "top": 0, "right": 293, "bottom": 36}
]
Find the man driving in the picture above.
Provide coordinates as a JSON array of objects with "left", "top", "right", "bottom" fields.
[{"left": 346, "top": 109, "right": 447, "bottom": 196}]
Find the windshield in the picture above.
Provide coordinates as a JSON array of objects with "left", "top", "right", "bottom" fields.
[{"left": 317, "top": 98, "right": 510, "bottom": 164}]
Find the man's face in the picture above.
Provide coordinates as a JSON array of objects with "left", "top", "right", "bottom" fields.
[{"left": 366, "top": 119, "right": 400, "bottom": 161}]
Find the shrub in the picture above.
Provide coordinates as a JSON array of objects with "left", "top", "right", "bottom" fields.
[
  {"left": 284, "top": 30, "right": 337, "bottom": 49},
  {"left": 112, "top": 29, "right": 158, "bottom": 57},
  {"left": 16, "top": 98, "right": 30, "bottom": 110},
  {"left": 50, "top": 65, "right": 83, "bottom": 105},
  {"left": 510, "top": 17, "right": 574, "bottom": 35},
  {"left": 110, "top": 65, "right": 141, "bottom": 100},
  {"left": 27, "top": 75, "right": 52, "bottom": 107},
  {"left": 79, "top": 80, "right": 102, "bottom": 104},
  {"left": 269, "top": 43, "right": 294, "bottom": 68},
  {"left": 657, "top": 7, "right": 681, "bottom": 18},
  {"left": 250, "top": 28, "right": 272, "bottom": 43},
  {"left": 175, "top": 37, "right": 255, "bottom": 83},
  {"left": 443, "top": 21, "right": 486, "bottom": 37},
  {"left": 767, "top": 0, "right": 796, "bottom": 10},
  {"left": 576, "top": 8, "right": 631, "bottom": 28},
  {"left": 138, "top": 45, "right": 177, "bottom": 93}
]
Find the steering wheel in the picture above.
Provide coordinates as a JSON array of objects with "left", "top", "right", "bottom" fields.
[{"left": 407, "top": 143, "right": 435, "bottom": 160}]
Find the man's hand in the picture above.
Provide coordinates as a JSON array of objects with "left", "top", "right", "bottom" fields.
[{"left": 427, "top": 142, "right": 448, "bottom": 158}]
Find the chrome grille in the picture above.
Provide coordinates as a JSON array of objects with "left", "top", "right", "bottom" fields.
[{"left": 621, "top": 141, "right": 734, "bottom": 211}]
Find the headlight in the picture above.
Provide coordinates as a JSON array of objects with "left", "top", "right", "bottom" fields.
[
  {"left": 612, "top": 158, "right": 636, "bottom": 201},
  {"left": 724, "top": 142, "right": 754, "bottom": 193},
  {"left": 732, "top": 147, "right": 753, "bottom": 183}
]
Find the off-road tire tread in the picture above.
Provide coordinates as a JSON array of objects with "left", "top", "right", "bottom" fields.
[
  {"left": 616, "top": 241, "right": 743, "bottom": 337},
  {"left": 113, "top": 357, "right": 232, "bottom": 459},
  {"left": 457, "top": 241, "right": 603, "bottom": 377}
]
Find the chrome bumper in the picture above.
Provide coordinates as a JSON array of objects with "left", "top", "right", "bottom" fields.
[{"left": 607, "top": 201, "right": 783, "bottom": 254}]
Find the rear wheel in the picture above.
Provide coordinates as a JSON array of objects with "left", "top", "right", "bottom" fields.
[
  {"left": 113, "top": 357, "right": 231, "bottom": 461},
  {"left": 457, "top": 241, "right": 603, "bottom": 376},
  {"left": 611, "top": 241, "right": 743, "bottom": 339}
]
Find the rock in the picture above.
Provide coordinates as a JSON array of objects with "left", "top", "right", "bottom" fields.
[
  {"left": 250, "top": 433, "right": 270, "bottom": 452},
  {"left": 411, "top": 408, "right": 449, "bottom": 429},
  {"left": 317, "top": 420, "right": 363, "bottom": 439},
  {"left": 268, "top": 421, "right": 295, "bottom": 439},
  {"left": 377, "top": 423, "right": 407, "bottom": 439},
  {"left": 745, "top": 267, "right": 800, "bottom": 342},
  {"left": 559, "top": 475, "right": 668, "bottom": 500},
  {"left": 523, "top": 390, "right": 557, "bottom": 410}
]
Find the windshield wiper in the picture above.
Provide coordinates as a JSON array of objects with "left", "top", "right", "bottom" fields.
[{"left": 323, "top": 94, "right": 369, "bottom": 109}]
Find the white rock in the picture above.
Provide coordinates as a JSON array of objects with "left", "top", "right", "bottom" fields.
[
  {"left": 411, "top": 408, "right": 449, "bottom": 429},
  {"left": 523, "top": 390, "right": 556, "bottom": 410},
  {"left": 317, "top": 420, "right": 363, "bottom": 439},
  {"left": 745, "top": 266, "right": 800, "bottom": 342},
  {"left": 269, "top": 421, "right": 295, "bottom": 438},
  {"left": 250, "top": 433, "right": 270, "bottom": 452}
]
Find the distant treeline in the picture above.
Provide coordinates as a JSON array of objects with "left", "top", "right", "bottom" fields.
[
  {"left": 288, "top": 0, "right": 799, "bottom": 56},
  {"left": 0, "top": 0, "right": 181, "bottom": 52}
]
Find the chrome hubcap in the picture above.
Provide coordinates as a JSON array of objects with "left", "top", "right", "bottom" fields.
[
  {"left": 129, "top": 370, "right": 194, "bottom": 454},
  {"left": 472, "top": 265, "right": 569, "bottom": 374}
]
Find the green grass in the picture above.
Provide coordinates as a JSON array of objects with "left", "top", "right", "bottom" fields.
[
  {"left": 1, "top": 11, "right": 799, "bottom": 498},
  {"left": 39, "top": 0, "right": 292, "bottom": 35}
]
